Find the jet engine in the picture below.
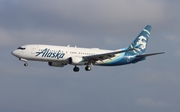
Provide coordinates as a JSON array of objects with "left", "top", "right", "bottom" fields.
[
  {"left": 69, "top": 57, "right": 85, "bottom": 65},
  {"left": 48, "top": 62, "right": 66, "bottom": 67}
]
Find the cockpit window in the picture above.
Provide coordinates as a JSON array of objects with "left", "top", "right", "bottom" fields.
[{"left": 17, "top": 47, "right": 26, "bottom": 50}]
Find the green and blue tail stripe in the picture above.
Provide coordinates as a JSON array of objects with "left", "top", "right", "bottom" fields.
[{"left": 98, "top": 25, "right": 152, "bottom": 66}]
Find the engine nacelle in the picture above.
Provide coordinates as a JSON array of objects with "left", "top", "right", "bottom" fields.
[
  {"left": 48, "top": 62, "right": 66, "bottom": 67},
  {"left": 69, "top": 57, "right": 85, "bottom": 65}
]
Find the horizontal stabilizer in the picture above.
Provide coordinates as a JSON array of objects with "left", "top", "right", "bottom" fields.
[{"left": 136, "top": 52, "right": 165, "bottom": 58}]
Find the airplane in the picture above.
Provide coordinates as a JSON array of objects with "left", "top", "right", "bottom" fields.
[{"left": 11, "top": 25, "right": 164, "bottom": 72}]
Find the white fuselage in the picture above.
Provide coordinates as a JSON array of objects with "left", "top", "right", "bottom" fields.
[{"left": 12, "top": 44, "right": 118, "bottom": 65}]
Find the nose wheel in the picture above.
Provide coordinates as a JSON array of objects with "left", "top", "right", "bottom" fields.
[
  {"left": 24, "top": 63, "right": 28, "bottom": 67},
  {"left": 19, "top": 58, "right": 28, "bottom": 67}
]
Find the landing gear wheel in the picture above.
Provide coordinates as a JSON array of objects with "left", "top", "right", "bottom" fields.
[
  {"left": 24, "top": 63, "right": 28, "bottom": 67},
  {"left": 85, "top": 66, "right": 91, "bottom": 71},
  {"left": 73, "top": 66, "right": 79, "bottom": 72}
]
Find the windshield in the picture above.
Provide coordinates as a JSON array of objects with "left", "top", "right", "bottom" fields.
[{"left": 17, "top": 47, "right": 26, "bottom": 50}]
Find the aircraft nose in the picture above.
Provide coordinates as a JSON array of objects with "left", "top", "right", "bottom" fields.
[{"left": 11, "top": 50, "right": 18, "bottom": 57}]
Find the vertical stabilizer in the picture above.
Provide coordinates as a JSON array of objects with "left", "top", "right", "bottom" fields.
[{"left": 128, "top": 25, "right": 152, "bottom": 55}]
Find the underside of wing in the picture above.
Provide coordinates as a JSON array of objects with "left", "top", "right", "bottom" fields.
[{"left": 83, "top": 48, "right": 134, "bottom": 62}]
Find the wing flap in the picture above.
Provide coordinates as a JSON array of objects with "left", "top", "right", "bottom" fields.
[{"left": 83, "top": 48, "right": 134, "bottom": 61}]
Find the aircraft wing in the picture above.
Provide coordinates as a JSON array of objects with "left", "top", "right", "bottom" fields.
[
  {"left": 83, "top": 48, "right": 134, "bottom": 62},
  {"left": 136, "top": 52, "right": 165, "bottom": 58}
]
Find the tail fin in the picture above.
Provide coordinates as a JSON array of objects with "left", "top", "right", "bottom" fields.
[{"left": 128, "top": 25, "right": 152, "bottom": 55}]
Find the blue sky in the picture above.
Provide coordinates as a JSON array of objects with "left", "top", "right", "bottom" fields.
[{"left": 0, "top": 0, "right": 180, "bottom": 112}]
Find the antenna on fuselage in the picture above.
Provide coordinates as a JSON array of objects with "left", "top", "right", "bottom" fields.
[{"left": 67, "top": 45, "right": 70, "bottom": 47}]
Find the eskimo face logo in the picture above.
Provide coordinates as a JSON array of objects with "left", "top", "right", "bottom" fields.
[{"left": 135, "top": 36, "right": 147, "bottom": 52}]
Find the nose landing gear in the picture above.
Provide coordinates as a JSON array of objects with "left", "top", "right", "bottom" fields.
[
  {"left": 24, "top": 63, "right": 28, "bottom": 67},
  {"left": 19, "top": 58, "right": 28, "bottom": 67}
]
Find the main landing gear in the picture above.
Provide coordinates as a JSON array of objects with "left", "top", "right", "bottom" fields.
[
  {"left": 85, "top": 65, "right": 91, "bottom": 71},
  {"left": 73, "top": 65, "right": 92, "bottom": 72},
  {"left": 73, "top": 66, "right": 79, "bottom": 72}
]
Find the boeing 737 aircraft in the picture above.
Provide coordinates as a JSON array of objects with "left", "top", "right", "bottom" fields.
[{"left": 12, "top": 25, "right": 164, "bottom": 72}]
